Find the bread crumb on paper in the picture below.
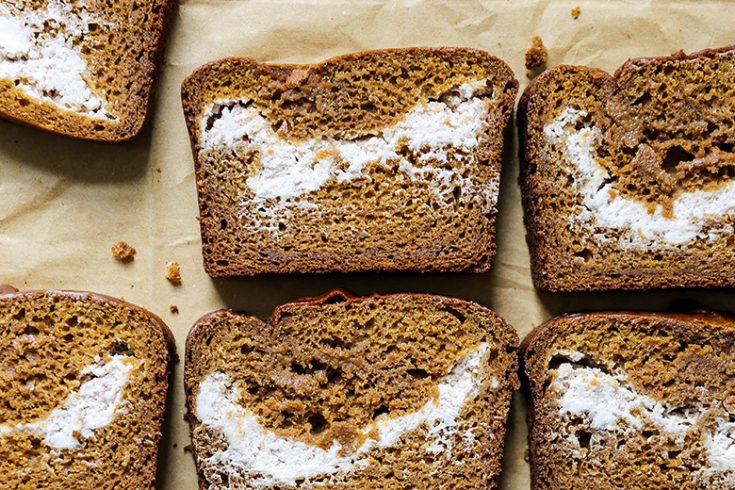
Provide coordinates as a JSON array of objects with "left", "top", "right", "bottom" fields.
[
  {"left": 112, "top": 241, "right": 136, "bottom": 262},
  {"left": 169, "top": 304, "right": 179, "bottom": 314},
  {"left": 165, "top": 261, "right": 182, "bottom": 285},
  {"left": 571, "top": 6, "right": 581, "bottom": 19},
  {"left": 525, "top": 36, "right": 548, "bottom": 78}
]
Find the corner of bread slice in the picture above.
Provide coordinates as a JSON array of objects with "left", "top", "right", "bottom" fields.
[
  {"left": 0, "top": 0, "right": 173, "bottom": 141},
  {"left": 0, "top": 288, "right": 174, "bottom": 488},
  {"left": 184, "top": 291, "right": 519, "bottom": 489},
  {"left": 182, "top": 48, "right": 517, "bottom": 275},
  {"left": 522, "top": 311, "right": 735, "bottom": 489}
]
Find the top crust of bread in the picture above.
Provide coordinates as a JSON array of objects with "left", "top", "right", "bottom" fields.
[
  {"left": 519, "top": 45, "right": 735, "bottom": 292},
  {"left": 0, "top": 0, "right": 174, "bottom": 142},
  {"left": 181, "top": 48, "right": 518, "bottom": 276}
]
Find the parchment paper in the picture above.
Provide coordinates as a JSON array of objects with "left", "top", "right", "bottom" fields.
[{"left": 1, "top": 1, "right": 734, "bottom": 488}]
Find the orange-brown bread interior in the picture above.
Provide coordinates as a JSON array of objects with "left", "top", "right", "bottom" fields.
[
  {"left": 0, "top": 0, "right": 173, "bottom": 141},
  {"left": 520, "top": 46, "right": 735, "bottom": 291},
  {"left": 0, "top": 290, "right": 174, "bottom": 489},
  {"left": 182, "top": 48, "right": 517, "bottom": 275},
  {"left": 522, "top": 312, "right": 735, "bottom": 490},
  {"left": 185, "top": 291, "right": 519, "bottom": 489}
]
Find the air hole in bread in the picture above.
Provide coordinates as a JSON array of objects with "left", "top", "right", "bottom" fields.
[
  {"left": 547, "top": 352, "right": 608, "bottom": 372},
  {"left": 575, "top": 429, "right": 592, "bottom": 449},
  {"left": 574, "top": 249, "right": 593, "bottom": 262},
  {"left": 442, "top": 307, "right": 466, "bottom": 324},
  {"left": 291, "top": 362, "right": 307, "bottom": 375},
  {"left": 406, "top": 368, "right": 430, "bottom": 379},
  {"left": 633, "top": 92, "right": 652, "bottom": 105},
  {"left": 307, "top": 412, "right": 328, "bottom": 435},
  {"left": 373, "top": 405, "right": 390, "bottom": 419},
  {"left": 662, "top": 145, "right": 694, "bottom": 173},
  {"left": 109, "top": 340, "right": 133, "bottom": 356}
]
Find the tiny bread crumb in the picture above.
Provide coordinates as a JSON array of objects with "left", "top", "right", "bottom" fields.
[
  {"left": 165, "top": 262, "right": 182, "bottom": 285},
  {"left": 112, "top": 241, "right": 136, "bottom": 262},
  {"left": 169, "top": 304, "right": 179, "bottom": 314},
  {"left": 571, "top": 6, "right": 581, "bottom": 19},
  {"left": 525, "top": 36, "right": 548, "bottom": 78}
]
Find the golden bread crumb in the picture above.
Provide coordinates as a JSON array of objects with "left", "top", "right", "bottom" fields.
[
  {"left": 165, "top": 262, "right": 182, "bottom": 285},
  {"left": 525, "top": 36, "right": 548, "bottom": 75},
  {"left": 112, "top": 241, "right": 136, "bottom": 262}
]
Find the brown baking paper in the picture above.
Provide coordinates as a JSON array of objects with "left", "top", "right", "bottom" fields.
[{"left": 1, "top": 0, "right": 734, "bottom": 488}]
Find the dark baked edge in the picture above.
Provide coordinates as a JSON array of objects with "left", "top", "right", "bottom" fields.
[
  {"left": 519, "top": 310, "right": 735, "bottom": 490},
  {"left": 180, "top": 47, "right": 518, "bottom": 276},
  {"left": 183, "top": 288, "right": 520, "bottom": 490},
  {"left": 518, "top": 45, "right": 735, "bottom": 292}
]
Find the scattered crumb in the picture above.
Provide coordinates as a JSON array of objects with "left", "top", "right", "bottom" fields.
[
  {"left": 173, "top": 443, "right": 178, "bottom": 449},
  {"left": 112, "top": 241, "right": 136, "bottom": 262},
  {"left": 165, "top": 261, "right": 182, "bottom": 285},
  {"left": 169, "top": 304, "right": 179, "bottom": 314},
  {"left": 525, "top": 36, "right": 548, "bottom": 78},
  {"left": 571, "top": 6, "right": 581, "bottom": 19}
]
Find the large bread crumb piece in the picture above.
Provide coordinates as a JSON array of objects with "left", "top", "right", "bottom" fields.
[
  {"left": 165, "top": 262, "right": 181, "bottom": 285},
  {"left": 112, "top": 241, "right": 136, "bottom": 262},
  {"left": 525, "top": 36, "right": 548, "bottom": 73}
]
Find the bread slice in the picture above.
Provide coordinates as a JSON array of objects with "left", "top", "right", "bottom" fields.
[
  {"left": 519, "top": 46, "right": 735, "bottom": 291},
  {"left": 0, "top": 287, "right": 175, "bottom": 488},
  {"left": 181, "top": 48, "right": 518, "bottom": 276},
  {"left": 522, "top": 311, "right": 735, "bottom": 489},
  {"left": 185, "top": 289, "right": 519, "bottom": 489},
  {"left": 0, "top": 0, "right": 173, "bottom": 141}
]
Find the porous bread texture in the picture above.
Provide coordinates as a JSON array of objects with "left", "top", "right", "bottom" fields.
[
  {"left": 185, "top": 289, "right": 519, "bottom": 489},
  {"left": 0, "top": 288, "right": 175, "bottom": 490},
  {"left": 181, "top": 48, "right": 518, "bottom": 276},
  {"left": 0, "top": 0, "right": 173, "bottom": 141},
  {"left": 522, "top": 311, "right": 735, "bottom": 490},
  {"left": 519, "top": 46, "right": 735, "bottom": 291}
]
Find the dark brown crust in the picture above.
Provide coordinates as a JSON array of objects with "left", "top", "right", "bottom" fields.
[
  {"left": 0, "top": 0, "right": 175, "bottom": 142},
  {"left": 0, "top": 287, "right": 176, "bottom": 488},
  {"left": 181, "top": 47, "right": 518, "bottom": 276},
  {"left": 520, "top": 310, "right": 735, "bottom": 490},
  {"left": 184, "top": 289, "right": 520, "bottom": 490},
  {"left": 518, "top": 46, "right": 735, "bottom": 292}
]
